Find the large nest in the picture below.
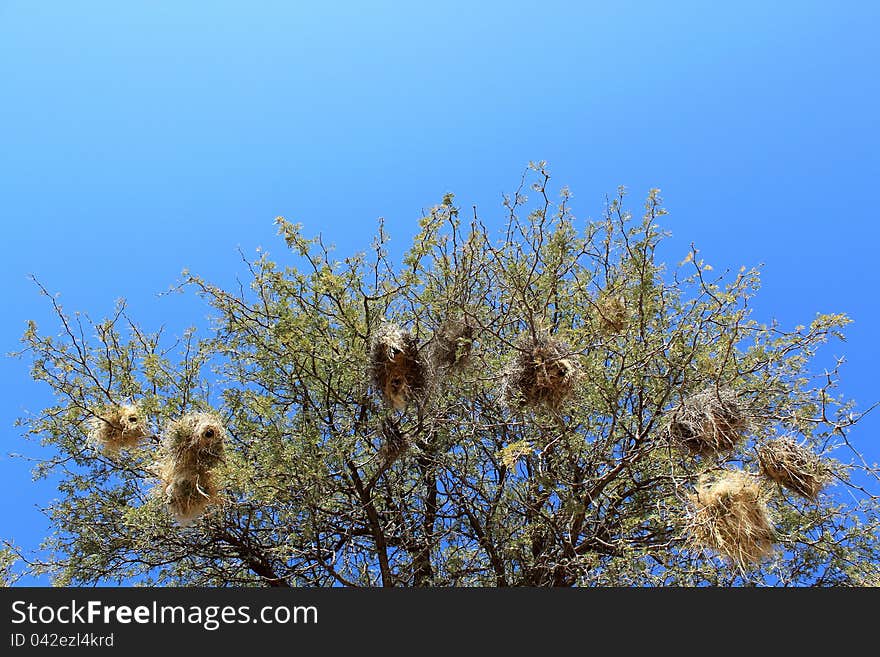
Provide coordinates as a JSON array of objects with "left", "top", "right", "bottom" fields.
[
  {"left": 161, "top": 470, "right": 221, "bottom": 527},
  {"left": 369, "top": 323, "right": 428, "bottom": 410},
  {"left": 88, "top": 403, "right": 148, "bottom": 454},
  {"left": 503, "top": 333, "right": 578, "bottom": 411},
  {"left": 162, "top": 412, "right": 226, "bottom": 474},
  {"left": 158, "top": 412, "right": 226, "bottom": 525},
  {"left": 757, "top": 437, "right": 828, "bottom": 501},
  {"left": 668, "top": 388, "right": 748, "bottom": 456},
  {"left": 430, "top": 317, "right": 474, "bottom": 370},
  {"left": 687, "top": 470, "right": 774, "bottom": 569},
  {"left": 596, "top": 292, "right": 628, "bottom": 335}
]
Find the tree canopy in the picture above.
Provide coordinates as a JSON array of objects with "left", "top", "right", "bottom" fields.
[{"left": 9, "top": 163, "right": 879, "bottom": 586}]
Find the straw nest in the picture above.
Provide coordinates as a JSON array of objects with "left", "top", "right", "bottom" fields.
[
  {"left": 88, "top": 403, "right": 148, "bottom": 454},
  {"left": 158, "top": 412, "right": 226, "bottom": 525},
  {"left": 757, "top": 437, "right": 828, "bottom": 501},
  {"left": 597, "top": 292, "right": 628, "bottom": 335},
  {"left": 668, "top": 388, "right": 748, "bottom": 456},
  {"left": 430, "top": 317, "right": 474, "bottom": 371},
  {"left": 687, "top": 470, "right": 774, "bottom": 568},
  {"left": 369, "top": 323, "right": 428, "bottom": 410},
  {"left": 503, "top": 333, "right": 578, "bottom": 411},
  {"left": 161, "top": 470, "right": 220, "bottom": 527}
]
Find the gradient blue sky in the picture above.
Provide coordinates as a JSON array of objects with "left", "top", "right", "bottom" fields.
[{"left": 1, "top": 2, "right": 878, "bottom": 584}]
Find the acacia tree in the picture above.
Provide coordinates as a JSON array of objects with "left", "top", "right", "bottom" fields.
[
  {"left": 0, "top": 546, "right": 19, "bottom": 587},
  {"left": 9, "top": 163, "right": 880, "bottom": 586}
]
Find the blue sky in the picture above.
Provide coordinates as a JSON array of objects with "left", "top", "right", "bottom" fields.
[{"left": 1, "top": 1, "right": 878, "bottom": 584}]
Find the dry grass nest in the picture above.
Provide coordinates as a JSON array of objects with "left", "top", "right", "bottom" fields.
[
  {"left": 88, "top": 403, "right": 148, "bottom": 454},
  {"left": 757, "top": 437, "right": 829, "bottom": 501},
  {"left": 161, "top": 470, "right": 221, "bottom": 527},
  {"left": 503, "top": 333, "right": 578, "bottom": 411},
  {"left": 158, "top": 411, "right": 226, "bottom": 525},
  {"left": 597, "top": 292, "right": 628, "bottom": 335},
  {"left": 370, "top": 323, "right": 429, "bottom": 410},
  {"left": 430, "top": 317, "right": 474, "bottom": 370},
  {"left": 687, "top": 470, "right": 775, "bottom": 569},
  {"left": 668, "top": 388, "right": 748, "bottom": 456}
]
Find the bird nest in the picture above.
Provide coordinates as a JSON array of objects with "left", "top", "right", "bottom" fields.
[
  {"left": 162, "top": 412, "right": 226, "bottom": 474},
  {"left": 430, "top": 317, "right": 474, "bottom": 371},
  {"left": 668, "top": 388, "right": 748, "bottom": 456},
  {"left": 757, "top": 437, "right": 828, "bottom": 501},
  {"left": 369, "top": 323, "right": 428, "bottom": 410},
  {"left": 88, "top": 403, "right": 148, "bottom": 454},
  {"left": 687, "top": 470, "right": 775, "bottom": 569},
  {"left": 597, "top": 292, "right": 628, "bottom": 335},
  {"left": 503, "top": 333, "right": 578, "bottom": 411},
  {"left": 161, "top": 470, "right": 221, "bottom": 527},
  {"left": 158, "top": 411, "right": 226, "bottom": 525}
]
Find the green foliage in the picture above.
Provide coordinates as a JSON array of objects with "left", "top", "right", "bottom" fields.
[
  {"left": 10, "top": 164, "right": 879, "bottom": 586},
  {"left": 1, "top": 544, "right": 20, "bottom": 587}
]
